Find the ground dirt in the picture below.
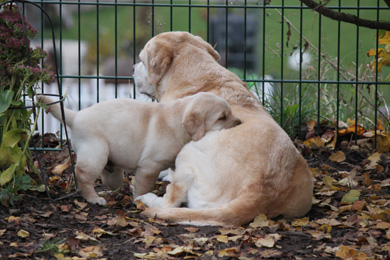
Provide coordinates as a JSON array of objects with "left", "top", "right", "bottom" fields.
[{"left": 0, "top": 133, "right": 390, "bottom": 259}]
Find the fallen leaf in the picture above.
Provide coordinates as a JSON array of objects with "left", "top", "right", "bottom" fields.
[
  {"left": 304, "top": 136, "right": 325, "bottom": 148},
  {"left": 78, "top": 246, "right": 103, "bottom": 258},
  {"left": 51, "top": 160, "right": 71, "bottom": 175},
  {"left": 341, "top": 189, "right": 361, "bottom": 205},
  {"left": 216, "top": 235, "right": 229, "bottom": 243},
  {"left": 292, "top": 217, "right": 310, "bottom": 227},
  {"left": 0, "top": 229, "right": 5, "bottom": 237},
  {"left": 255, "top": 234, "right": 282, "bottom": 248},
  {"left": 134, "top": 252, "right": 156, "bottom": 259},
  {"left": 75, "top": 231, "right": 98, "bottom": 242},
  {"left": 329, "top": 151, "right": 346, "bottom": 163},
  {"left": 249, "top": 213, "right": 269, "bottom": 228},
  {"left": 365, "top": 152, "right": 382, "bottom": 170},
  {"left": 17, "top": 229, "right": 29, "bottom": 238},
  {"left": 184, "top": 227, "right": 199, "bottom": 233},
  {"left": 8, "top": 216, "right": 20, "bottom": 225}
]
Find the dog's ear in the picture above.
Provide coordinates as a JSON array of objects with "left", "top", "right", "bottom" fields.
[
  {"left": 191, "top": 35, "right": 220, "bottom": 61},
  {"left": 182, "top": 112, "right": 206, "bottom": 141},
  {"left": 147, "top": 40, "right": 173, "bottom": 86}
]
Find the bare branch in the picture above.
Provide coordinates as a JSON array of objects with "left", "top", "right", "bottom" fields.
[{"left": 300, "top": 0, "right": 390, "bottom": 31}]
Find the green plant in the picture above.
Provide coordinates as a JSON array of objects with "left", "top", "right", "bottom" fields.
[
  {"left": 35, "top": 237, "right": 68, "bottom": 256},
  {"left": 0, "top": 4, "right": 54, "bottom": 206}
]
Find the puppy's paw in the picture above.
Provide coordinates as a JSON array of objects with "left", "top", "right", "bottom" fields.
[
  {"left": 135, "top": 193, "right": 161, "bottom": 208},
  {"left": 88, "top": 196, "right": 107, "bottom": 205}
]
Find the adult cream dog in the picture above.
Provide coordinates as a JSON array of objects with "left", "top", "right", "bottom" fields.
[
  {"left": 39, "top": 93, "right": 240, "bottom": 205},
  {"left": 134, "top": 31, "right": 313, "bottom": 226}
]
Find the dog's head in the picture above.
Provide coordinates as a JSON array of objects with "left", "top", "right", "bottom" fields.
[
  {"left": 182, "top": 93, "right": 241, "bottom": 141},
  {"left": 133, "top": 31, "right": 220, "bottom": 100}
]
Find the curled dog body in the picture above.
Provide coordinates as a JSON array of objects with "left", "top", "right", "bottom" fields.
[{"left": 134, "top": 31, "right": 313, "bottom": 226}]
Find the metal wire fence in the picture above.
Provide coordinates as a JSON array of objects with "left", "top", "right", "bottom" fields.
[{"left": 20, "top": 0, "right": 390, "bottom": 147}]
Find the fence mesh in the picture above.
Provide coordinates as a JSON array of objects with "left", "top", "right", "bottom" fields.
[{"left": 20, "top": 0, "right": 390, "bottom": 146}]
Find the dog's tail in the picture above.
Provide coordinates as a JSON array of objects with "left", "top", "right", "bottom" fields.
[
  {"left": 38, "top": 95, "right": 77, "bottom": 127},
  {"left": 142, "top": 196, "right": 264, "bottom": 227}
]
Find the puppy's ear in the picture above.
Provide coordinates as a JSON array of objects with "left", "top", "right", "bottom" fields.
[
  {"left": 147, "top": 40, "right": 173, "bottom": 86},
  {"left": 182, "top": 112, "right": 206, "bottom": 141}
]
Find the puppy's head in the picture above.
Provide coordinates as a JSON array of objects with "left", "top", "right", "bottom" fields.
[
  {"left": 182, "top": 93, "right": 241, "bottom": 141},
  {"left": 133, "top": 32, "right": 220, "bottom": 100}
]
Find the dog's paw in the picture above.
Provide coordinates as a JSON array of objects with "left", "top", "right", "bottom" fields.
[
  {"left": 88, "top": 197, "right": 107, "bottom": 205},
  {"left": 135, "top": 193, "right": 161, "bottom": 208}
]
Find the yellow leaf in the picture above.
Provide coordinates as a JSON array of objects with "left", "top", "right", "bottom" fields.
[
  {"left": 17, "top": 229, "right": 29, "bottom": 238},
  {"left": 323, "top": 176, "right": 336, "bottom": 188},
  {"left": 304, "top": 136, "right": 325, "bottom": 148},
  {"left": 217, "top": 249, "right": 230, "bottom": 257},
  {"left": 0, "top": 229, "right": 5, "bottom": 237},
  {"left": 329, "top": 151, "right": 346, "bottom": 163},
  {"left": 216, "top": 235, "right": 229, "bottom": 243},
  {"left": 134, "top": 252, "right": 156, "bottom": 259}
]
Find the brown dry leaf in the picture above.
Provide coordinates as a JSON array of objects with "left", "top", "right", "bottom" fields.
[
  {"left": 249, "top": 213, "right": 269, "bottom": 228},
  {"left": 375, "top": 221, "right": 390, "bottom": 230},
  {"left": 365, "top": 152, "right": 382, "bottom": 170},
  {"left": 51, "top": 160, "right": 71, "bottom": 175},
  {"left": 291, "top": 217, "right": 310, "bottom": 227},
  {"left": 60, "top": 204, "right": 72, "bottom": 213},
  {"left": 167, "top": 246, "right": 201, "bottom": 257},
  {"left": 75, "top": 231, "right": 98, "bottom": 242},
  {"left": 184, "top": 227, "right": 199, "bottom": 233},
  {"left": 255, "top": 234, "right": 282, "bottom": 248},
  {"left": 335, "top": 245, "right": 367, "bottom": 260},
  {"left": 78, "top": 246, "right": 103, "bottom": 258},
  {"left": 8, "top": 216, "right": 20, "bottom": 225},
  {"left": 217, "top": 247, "right": 239, "bottom": 258},
  {"left": 115, "top": 210, "right": 128, "bottom": 227},
  {"left": 306, "top": 120, "right": 316, "bottom": 131},
  {"left": 92, "top": 227, "right": 116, "bottom": 237},
  {"left": 260, "top": 249, "right": 283, "bottom": 258},
  {"left": 329, "top": 151, "right": 346, "bottom": 163},
  {"left": 73, "top": 199, "right": 88, "bottom": 210},
  {"left": 307, "top": 230, "right": 326, "bottom": 240},
  {"left": 0, "top": 229, "right": 5, "bottom": 237},
  {"left": 377, "top": 132, "right": 390, "bottom": 153}
]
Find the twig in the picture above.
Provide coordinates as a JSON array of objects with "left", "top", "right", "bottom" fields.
[{"left": 300, "top": 0, "right": 390, "bottom": 31}]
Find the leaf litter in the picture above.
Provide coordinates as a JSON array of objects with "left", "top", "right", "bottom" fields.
[{"left": 0, "top": 126, "right": 390, "bottom": 259}]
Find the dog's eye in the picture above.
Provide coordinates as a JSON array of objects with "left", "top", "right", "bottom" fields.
[{"left": 219, "top": 115, "right": 227, "bottom": 121}]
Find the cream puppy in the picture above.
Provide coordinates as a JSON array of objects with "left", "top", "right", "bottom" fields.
[
  {"left": 133, "top": 31, "right": 313, "bottom": 226},
  {"left": 38, "top": 93, "right": 241, "bottom": 205}
]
